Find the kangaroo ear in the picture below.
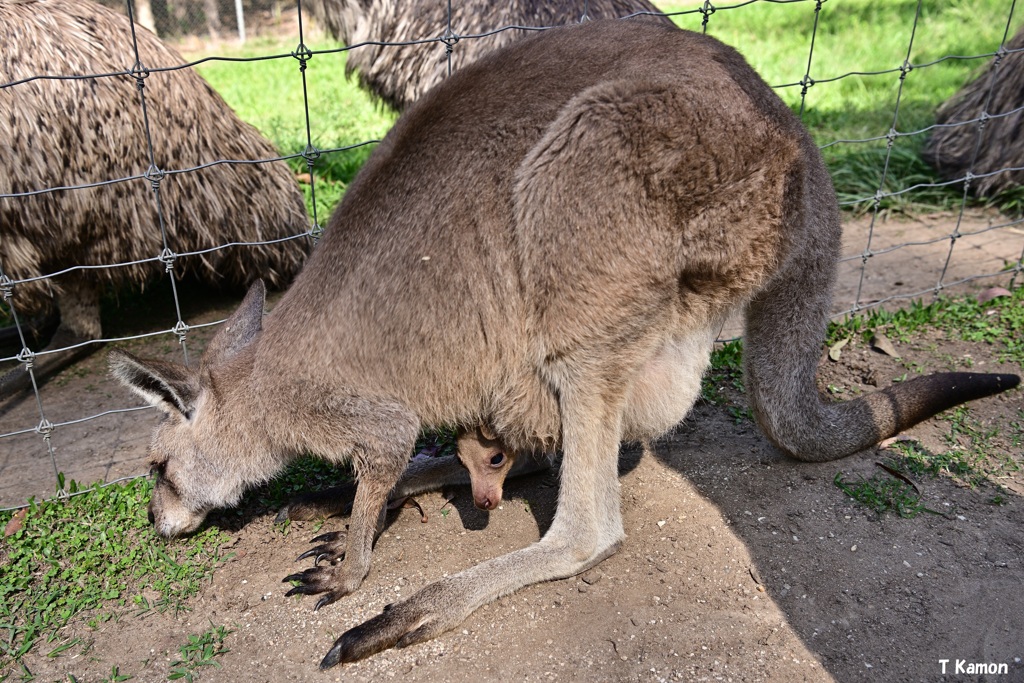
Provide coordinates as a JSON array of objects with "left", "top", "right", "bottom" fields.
[
  {"left": 108, "top": 348, "right": 198, "bottom": 418},
  {"left": 203, "top": 279, "right": 266, "bottom": 367}
]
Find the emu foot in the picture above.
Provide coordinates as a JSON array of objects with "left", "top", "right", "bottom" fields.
[{"left": 275, "top": 484, "right": 356, "bottom": 523}]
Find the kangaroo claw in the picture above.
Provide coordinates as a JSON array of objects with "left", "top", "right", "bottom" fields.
[
  {"left": 311, "top": 530, "right": 346, "bottom": 544},
  {"left": 282, "top": 564, "right": 352, "bottom": 607}
]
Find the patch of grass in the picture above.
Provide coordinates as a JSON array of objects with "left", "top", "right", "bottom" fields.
[
  {"left": 827, "top": 285, "right": 1024, "bottom": 364},
  {"left": 0, "top": 478, "right": 228, "bottom": 669},
  {"left": 833, "top": 470, "right": 938, "bottom": 518},
  {"left": 167, "top": 624, "right": 232, "bottom": 682},
  {"left": 890, "top": 439, "right": 982, "bottom": 482},
  {"left": 702, "top": 340, "right": 744, "bottom": 406},
  {"left": 238, "top": 455, "right": 354, "bottom": 515},
  {"left": 839, "top": 404, "right": 1018, "bottom": 516},
  {"left": 416, "top": 426, "right": 460, "bottom": 460}
]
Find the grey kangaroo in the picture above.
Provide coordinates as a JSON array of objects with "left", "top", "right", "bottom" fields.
[{"left": 110, "top": 20, "right": 1020, "bottom": 668}]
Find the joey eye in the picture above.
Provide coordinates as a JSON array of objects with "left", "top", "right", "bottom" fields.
[{"left": 489, "top": 452, "right": 506, "bottom": 468}]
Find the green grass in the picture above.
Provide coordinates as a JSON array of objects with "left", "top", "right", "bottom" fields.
[
  {"left": 837, "top": 403, "right": 1019, "bottom": 517},
  {"left": 168, "top": 624, "right": 232, "bottom": 682},
  {"left": 833, "top": 470, "right": 939, "bottom": 518},
  {"left": 663, "top": 0, "right": 1024, "bottom": 215},
  {"left": 189, "top": 38, "right": 396, "bottom": 220},
  {"left": 0, "top": 479, "right": 228, "bottom": 672},
  {"left": 827, "top": 283, "right": 1024, "bottom": 364}
]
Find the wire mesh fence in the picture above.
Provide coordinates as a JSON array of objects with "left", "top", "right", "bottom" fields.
[{"left": 1, "top": 0, "right": 1022, "bottom": 509}]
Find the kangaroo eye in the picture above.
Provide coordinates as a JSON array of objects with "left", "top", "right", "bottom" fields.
[{"left": 490, "top": 453, "right": 506, "bottom": 467}]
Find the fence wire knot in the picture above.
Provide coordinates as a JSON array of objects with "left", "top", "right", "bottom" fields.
[
  {"left": 0, "top": 274, "right": 12, "bottom": 302},
  {"left": 16, "top": 347, "right": 34, "bottom": 368},
  {"left": 440, "top": 29, "right": 460, "bottom": 55},
  {"left": 799, "top": 75, "right": 815, "bottom": 96},
  {"left": 993, "top": 44, "right": 1008, "bottom": 66},
  {"left": 172, "top": 320, "right": 189, "bottom": 344},
  {"left": 302, "top": 144, "right": 321, "bottom": 166},
  {"left": 292, "top": 43, "right": 313, "bottom": 72},
  {"left": 700, "top": 1, "right": 716, "bottom": 29},
  {"left": 899, "top": 60, "right": 913, "bottom": 79},
  {"left": 158, "top": 247, "right": 177, "bottom": 272},
  {"left": 309, "top": 222, "right": 324, "bottom": 242},
  {"left": 130, "top": 60, "right": 150, "bottom": 92},
  {"left": 35, "top": 418, "right": 54, "bottom": 440},
  {"left": 144, "top": 163, "right": 165, "bottom": 192}
]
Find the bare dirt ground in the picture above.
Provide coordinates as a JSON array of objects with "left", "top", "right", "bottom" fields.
[{"left": 3, "top": 210, "right": 1024, "bottom": 682}]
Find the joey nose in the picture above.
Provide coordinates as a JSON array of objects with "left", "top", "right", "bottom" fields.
[
  {"left": 147, "top": 504, "right": 155, "bottom": 524},
  {"left": 475, "top": 495, "right": 496, "bottom": 511}
]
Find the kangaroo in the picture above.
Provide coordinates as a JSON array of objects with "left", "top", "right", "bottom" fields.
[{"left": 109, "top": 20, "right": 1020, "bottom": 668}]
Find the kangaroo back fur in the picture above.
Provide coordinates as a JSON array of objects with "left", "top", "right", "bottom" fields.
[{"left": 109, "top": 20, "right": 1020, "bottom": 667}]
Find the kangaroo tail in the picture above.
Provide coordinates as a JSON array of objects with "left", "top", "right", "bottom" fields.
[{"left": 744, "top": 140, "right": 1020, "bottom": 463}]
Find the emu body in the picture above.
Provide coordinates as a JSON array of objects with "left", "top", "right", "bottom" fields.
[
  {"left": 306, "top": 0, "right": 672, "bottom": 110},
  {"left": 0, "top": 0, "right": 308, "bottom": 401},
  {"left": 111, "top": 20, "right": 1020, "bottom": 667}
]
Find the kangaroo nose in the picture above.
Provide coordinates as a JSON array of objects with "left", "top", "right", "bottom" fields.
[
  {"left": 147, "top": 504, "right": 155, "bottom": 524},
  {"left": 475, "top": 496, "right": 495, "bottom": 511}
]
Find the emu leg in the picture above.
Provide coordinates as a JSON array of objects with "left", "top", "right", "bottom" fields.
[{"left": 0, "top": 278, "right": 101, "bottom": 402}]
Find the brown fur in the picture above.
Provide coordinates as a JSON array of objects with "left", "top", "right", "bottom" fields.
[{"left": 109, "top": 20, "right": 1020, "bottom": 668}]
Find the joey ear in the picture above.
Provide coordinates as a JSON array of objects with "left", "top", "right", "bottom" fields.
[
  {"left": 108, "top": 348, "right": 198, "bottom": 417},
  {"left": 477, "top": 424, "right": 498, "bottom": 441},
  {"left": 203, "top": 279, "right": 266, "bottom": 367}
]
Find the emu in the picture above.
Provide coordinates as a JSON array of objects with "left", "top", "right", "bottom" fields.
[
  {"left": 305, "top": 0, "right": 672, "bottom": 111},
  {"left": 0, "top": 0, "right": 309, "bottom": 400}
]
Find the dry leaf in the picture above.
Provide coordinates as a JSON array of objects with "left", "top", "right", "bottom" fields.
[
  {"left": 828, "top": 338, "right": 849, "bottom": 362},
  {"left": 870, "top": 333, "right": 900, "bottom": 358},
  {"left": 4, "top": 508, "right": 26, "bottom": 537},
  {"left": 977, "top": 287, "right": 1011, "bottom": 304},
  {"left": 879, "top": 434, "right": 917, "bottom": 449}
]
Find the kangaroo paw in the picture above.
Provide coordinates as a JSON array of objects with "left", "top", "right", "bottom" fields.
[
  {"left": 282, "top": 564, "right": 353, "bottom": 610},
  {"left": 292, "top": 529, "right": 348, "bottom": 565},
  {"left": 320, "top": 581, "right": 464, "bottom": 667}
]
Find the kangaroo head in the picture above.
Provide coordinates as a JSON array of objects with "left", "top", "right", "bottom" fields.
[
  {"left": 456, "top": 424, "right": 517, "bottom": 511},
  {"left": 108, "top": 281, "right": 267, "bottom": 538}
]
